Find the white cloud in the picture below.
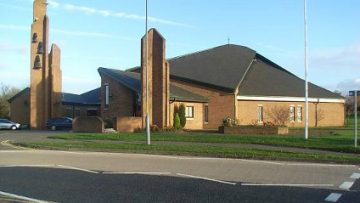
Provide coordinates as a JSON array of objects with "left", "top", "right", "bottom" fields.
[
  {"left": 0, "top": 24, "right": 28, "bottom": 31},
  {"left": 336, "top": 77, "right": 360, "bottom": 92},
  {"left": 64, "top": 4, "right": 97, "bottom": 14},
  {"left": 99, "top": 10, "right": 111, "bottom": 17},
  {"left": 0, "top": 44, "right": 28, "bottom": 55},
  {"left": 47, "top": 0, "right": 60, "bottom": 8},
  {"left": 52, "top": 29, "right": 133, "bottom": 40}
]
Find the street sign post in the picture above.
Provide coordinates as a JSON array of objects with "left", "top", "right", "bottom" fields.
[{"left": 349, "top": 90, "right": 359, "bottom": 148}]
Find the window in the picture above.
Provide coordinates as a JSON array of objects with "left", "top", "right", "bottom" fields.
[
  {"left": 185, "top": 106, "right": 194, "bottom": 118},
  {"left": 104, "top": 84, "right": 109, "bottom": 109},
  {"left": 290, "top": 106, "right": 295, "bottom": 122},
  {"left": 297, "top": 106, "right": 302, "bottom": 122},
  {"left": 65, "top": 107, "right": 72, "bottom": 118},
  {"left": 204, "top": 105, "right": 209, "bottom": 123},
  {"left": 257, "top": 106, "right": 263, "bottom": 123}
]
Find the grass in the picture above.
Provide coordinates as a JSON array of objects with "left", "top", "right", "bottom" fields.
[
  {"left": 14, "top": 141, "right": 360, "bottom": 164},
  {"left": 48, "top": 130, "right": 360, "bottom": 154}
]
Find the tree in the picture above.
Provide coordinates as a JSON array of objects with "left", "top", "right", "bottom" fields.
[
  {"left": 0, "top": 83, "right": 20, "bottom": 118},
  {"left": 266, "top": 106, "right": 289, "bottom": 126},
  {"left": 173, "top": 113, "right": 181, "bottom": 130},
  {"left": 178, "top": 104, "right": 186, "bottom": 128}
]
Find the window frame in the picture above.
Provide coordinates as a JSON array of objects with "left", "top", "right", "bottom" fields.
[
  {"left": 204, "top": 104, "right": 209, "bottom": 124},
  {"left": 297, "top": 106, "right": 302, "bottom": 123},
  {"left": 185, "top": 106, "right": 194, "bottom": 119},
  {"left": 289, "top": 105, "right": 295, "bottom": 123},
  {"left": 104, "top": 84, "right": 110, "bottom": 109},
  {"left": 257, "top": 105, "right": 264, "bottom": 124}
]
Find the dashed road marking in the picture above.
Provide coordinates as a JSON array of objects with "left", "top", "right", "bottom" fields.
[
  {"left": 176, "top": 173, "right": 236, "bottom": 185},
  {"left": 325, "top": 193, "right": 342, "bottom": 202},
  {"left": 57, "top": 165, "right": 99, "bottom": 174},
  {"left": 241, "top": 183, "right": 334, "bottom": 187},
  {"left": 339, "top": 181, "right": 354, "bottom": 190},
  {"left": 103, "top": 171, "right": 171, "bottom": 176},
  {"left": 0, "top": 190, "right": 53, "bottom": 203},
  {"left": 350, "top": 173, "right": 360, "bottom": 179}
]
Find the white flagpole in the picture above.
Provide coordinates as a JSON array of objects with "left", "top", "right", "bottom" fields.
[
  {"left": 145, "top": 0, "right": 151, "bottom": 145},
  {"left": 304, "top": 0, "right": 309, "bottom": 140}
]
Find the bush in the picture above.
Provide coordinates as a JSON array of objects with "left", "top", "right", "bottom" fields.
[
  {"left": 173, "top": 113, "right": 181, "bottom": 130},
  {"left": 222, "top": 117, "right": 237, "bottom": 127},
  {"left": 150, "top": 125, "right": 160, "bottom": 132},
  {"left": 179, "top": 104, "right": 186, "bottom": 128}
]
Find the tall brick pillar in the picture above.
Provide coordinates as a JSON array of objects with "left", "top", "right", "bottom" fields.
[
  {"left": 30, "top": 0, "right": 62, "bottom": 129},
  {"left": 141, "top": 29, "right": 170, "bottom": 128}
]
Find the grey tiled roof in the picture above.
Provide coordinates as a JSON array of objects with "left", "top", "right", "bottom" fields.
[
  {"left": 62, "top": 88, "right": 100, "bottom": 105},
  {"left": 98, "top": 67, "right": 208, "bottom": 103},
  {"left": 127, "top": 44, "right": 342, "bottom": 99}
]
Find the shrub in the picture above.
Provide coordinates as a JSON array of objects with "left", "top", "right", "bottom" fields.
[
  {"left": 161, "top": 126, "right": 176, "bottom": 132},
  {"left": 223, "top": 117, "right": 237, "bottom": 127},
  {"left": 173, "top": 113, "right": 181, "bottom": 130},
  {"left": 150, "top": 125, "right": 160, "bottom": 132},
  {"left": 266, "top": 106, "right": 289, "bottom": 126},
  {"left": 179, "top": 104, "right": 186, "bottom": 128}
]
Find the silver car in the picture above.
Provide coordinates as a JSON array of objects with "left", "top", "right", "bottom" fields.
[{"left": 0, "top": 119, "right": 21, "bottom": 130}]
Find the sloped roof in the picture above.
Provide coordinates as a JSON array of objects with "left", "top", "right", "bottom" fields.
[
  {"left": 7, "top": 87, "right": 30, "bottom": 103},
  {"left": 62, "top": 88, "right": 100, "bottom": 105},
  {"left": 98, "top": 67, "right": 208, "bottom": 103},
  {"left": 239, "top": 56, "right": 342, "bottom": 98},
  {"left": 127, "top": 44, "right": 342, "bottom": 99}
]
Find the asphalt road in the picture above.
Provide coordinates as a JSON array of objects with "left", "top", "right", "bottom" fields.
[
  {"left": 1, "top": 130, "right": 360, "bottom": 202},
  {"left": 0, "top": 167, "right": 359, "bottom": 203}
]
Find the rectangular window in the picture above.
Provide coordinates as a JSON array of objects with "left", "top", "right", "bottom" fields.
[
  {"left": 290, "top": 106, "right": 295, "bottom": 122},
  {"left": 75, "top": 108, "right": 81, "bottom": 117},
  {"left": 104, "top": 84, "right": 109, "bottom": 109},
  {"left": 65, "top": 107, "right": 72, "bottom": 118},
  {"left": 185, "top": 106, "right": 194, "bottom": 118},
  {"left": 257, "top": 106, "right": 263, "bottom": 123},
  {"left": 297, "top": 106, "right": 302, "bottom": 122},
  {"left": 204, "top": 105, "right": 209, "bottom": 123}
]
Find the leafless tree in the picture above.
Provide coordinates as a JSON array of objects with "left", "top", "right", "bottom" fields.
[
  {"left": 266, "top": 106, "right": 289, "bottom": 126},
  {"left": 0, "top": 83, "right": 20, "bottom": 118}
]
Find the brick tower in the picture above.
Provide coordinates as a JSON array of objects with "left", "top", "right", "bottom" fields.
[
  {"left": 141, "top": 29, "right": 170, "bottom": 128},
  {"left": 30, "top": 0, "right": 61, "bottom": 129}
]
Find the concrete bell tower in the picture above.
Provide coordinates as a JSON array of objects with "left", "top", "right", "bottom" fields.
[
  {"left": 30, "top": 0, "right": 62, "bottom": 129},
  {"left": 141, "top": 29, "right": 170, "bottom": 129}
]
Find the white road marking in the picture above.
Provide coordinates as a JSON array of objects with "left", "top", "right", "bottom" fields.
[
  {"left": 0, "top": 190, "right": 53, "bottom": 203},
  {"left": 56, "top": 165, "right": 99, "bottom": 174},
  {"left": 325, "top": 193, "right": 342, "bottom": 202},
  {"left": 350, "top": 173, "right": 360, "bottom": 179},
  {"left": 339, "top": 181, "right": 354, "bottom": 190},
  {"left": 241, "top": 183, "right": 334, "bottom": 187},
  {"left": 285, "top": 163, "right": 356, "bottom": 167},
  {"left": 103, "top": 171, "right": 172, "bottom": 176},
  {"left": 0, "top": 140, "right": 28, "bottom": 150},
  {"left": 176, "top": 173, "right": 236, "bottom": 185}
]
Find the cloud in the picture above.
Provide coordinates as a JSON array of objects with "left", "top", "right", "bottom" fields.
[
  {"left": 50, "top": 2, "right": 194, "bottom": 28},
  {"left": 0, "top": 24, "right": 132, "bottom": 40},
  {"left": 0, "top": 44, "right": 28, "bottom": 55},
  {"left": 310, "top": 43, "right": 360, "bottom": 70},
  {"left": 335, "top": 77, "right": 360, "bottom": 92}
]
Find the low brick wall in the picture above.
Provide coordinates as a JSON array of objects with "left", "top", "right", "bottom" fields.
[
  {"left": 73, "top": 116, "right": 104, "bottom": 133},
  {"left": 115, "top": 117, "right": 142, "bottom": 133},
  {"left": 220, "top": 126, "right": 288, "bottom": 135}
]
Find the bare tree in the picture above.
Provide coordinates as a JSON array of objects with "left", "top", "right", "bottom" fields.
[
  {"left": 315, "top": 108, "right": 325, "bottom": 127},
  {"left": 0, "top": 83, "right": 20, "bottom": 118},
  {"left": 266, "top": 106, "right": 289, "bottom": 126}
]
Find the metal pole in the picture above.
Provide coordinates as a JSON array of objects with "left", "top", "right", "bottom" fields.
[
  {"left": 304, "top": 0, "right": 309, "bottom": 140},
  {"left": 145, "top": 0, "right": 151, "bottom": 145},
  {"left": 355, "top": 91, "right": 358, "bottom": 148}
]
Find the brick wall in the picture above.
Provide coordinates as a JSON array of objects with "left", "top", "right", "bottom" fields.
[
  {"left": 73, "top": 116, "right": 104, "bottom": 133},
  {"left": 171, "top": 79, "right": 236, "bottom": 129},
  {"left": 100, "top": 74, "right": 135, "bottom": 122},
  {"left": 115, "top": 117, "right": 142, "bottom": 132},
  {"left": 10, "top": 91, "right": 30, "bottom": 125},
  {"left": 237, "top": 100, "right": 344, "bottom": 127},
  {"left": 170, "top": 101, "right": 204, "bottom": 130}
]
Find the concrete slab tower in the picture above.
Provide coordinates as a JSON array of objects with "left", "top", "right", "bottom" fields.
[{"left": 30, "top": 0, "right": 62, "bottom": 129}]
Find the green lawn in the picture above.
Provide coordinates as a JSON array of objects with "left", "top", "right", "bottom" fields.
[
  {"left": 49, "top": 130, "right": 360, "bottom": 154},
  {"left": 15, "top": 142, "right": 360, "bottom": 164}
]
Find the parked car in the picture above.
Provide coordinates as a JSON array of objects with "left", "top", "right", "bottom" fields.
[
  {"left": 46, "top": 117, "right": 73, "bottom": 131},
  {"left": 0, "top": 119, "right": 21, "bottom": 130}
]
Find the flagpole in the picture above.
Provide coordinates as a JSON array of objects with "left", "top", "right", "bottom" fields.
[
  {"left": 145, "top": 0, "right": 151, "bottom": 145},
  {"left": 304, "top": 0, "right": 309, "bottom": 140}
]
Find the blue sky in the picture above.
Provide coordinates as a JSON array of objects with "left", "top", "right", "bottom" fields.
[{"left": 0, "top": 0, "right": 359, "bottom": 94}]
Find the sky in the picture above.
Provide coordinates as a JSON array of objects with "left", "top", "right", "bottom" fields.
[{"left": 0, "top": 0, "right": 359, "bottom": 94}]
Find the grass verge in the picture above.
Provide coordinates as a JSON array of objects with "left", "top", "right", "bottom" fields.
[
  {"left": 14, "top": 141, "right": 360, "bottom": 164},
  {"left": 49, "top": 131, "right": 360, "bottom": 154}
]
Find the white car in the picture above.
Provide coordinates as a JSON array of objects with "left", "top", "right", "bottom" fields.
[{"left": 0, "top": 119, "right": 21, "bottom": 130}]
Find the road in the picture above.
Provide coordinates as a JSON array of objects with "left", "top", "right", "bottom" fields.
[{"left": 0, "top": 130, "right": 360, "bottom": 202}]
